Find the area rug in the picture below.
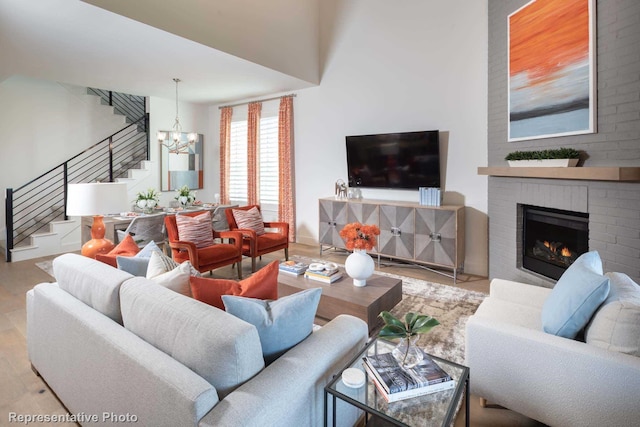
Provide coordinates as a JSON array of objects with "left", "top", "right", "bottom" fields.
[
  {"left": 292, "top": 255, "right": 486, "bottom": 365},
  {"left": 35, "top": 260, "right": 54, "bottom": 278}
]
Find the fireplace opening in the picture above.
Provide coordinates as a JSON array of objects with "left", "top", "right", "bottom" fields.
[{"left": 521, "top": 205, "right": 589, "bottom": 280}]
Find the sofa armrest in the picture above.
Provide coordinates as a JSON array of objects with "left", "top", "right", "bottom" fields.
[
  {"left": 200, "top": 315, "right": 368, "bottom": 427},
  {"left": 465, "top": 314, "right": 640, "bottom": 427},
  {"left": 489, "top": 278, "right": 551, "bottom": 309},
  {"left": 28, "top": 283, "right": 218, "bottom": 427}
]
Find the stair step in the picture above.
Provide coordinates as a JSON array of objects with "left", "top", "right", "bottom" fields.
[
  {"left": 11, "top": 244, "right": 38, "bottom": 252},
  {"left": 31, "top": 231, "right": 56, "bottom": 239}
]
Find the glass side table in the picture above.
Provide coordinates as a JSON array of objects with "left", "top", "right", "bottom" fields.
[{"left": 325, "top": 338, "right": 469, "bottom": 427}]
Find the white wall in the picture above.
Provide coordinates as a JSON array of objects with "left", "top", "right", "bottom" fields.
[
  {"left": 0, "top": 75, "right": 129, "bottom": 235},
  {"left": 210, "top": 0, "right": 489, "bottom": 276},
  {"left": 84, "top": 0, "right": 320, "bottom": 84},
  {"left": 148, "top": 96, "right": 214, "bottom": 207},
  {"left": 297, "top": 0, "right": 489, "bottom": 275}
]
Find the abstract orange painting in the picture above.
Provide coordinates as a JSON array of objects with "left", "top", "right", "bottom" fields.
[{"left": 508, "top": 0, "right": 596, "bottom": 141}]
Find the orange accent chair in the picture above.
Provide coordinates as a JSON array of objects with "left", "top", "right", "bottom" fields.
[
  {"left": 225, "top": 205, "right": 289, "bottom": 272},
  {"left": 165, "top": 211, "right": 244, "bottom": 278}
]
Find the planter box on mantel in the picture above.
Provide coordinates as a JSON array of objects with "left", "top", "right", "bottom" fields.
[{"left": 507, "top": 159, "right": 579, "bottom": 167}]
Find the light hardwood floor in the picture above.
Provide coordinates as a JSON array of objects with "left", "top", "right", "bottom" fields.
[{"left": 0, "top": 243, "right": 544, "bottom": 426}]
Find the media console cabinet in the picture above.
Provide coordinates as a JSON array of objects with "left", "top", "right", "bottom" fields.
[{"left": 318, "top": 197, "right": 465, "bottom": 283}]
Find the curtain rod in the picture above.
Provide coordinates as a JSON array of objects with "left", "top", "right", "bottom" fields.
[{"left": 218, "top": 93, "right": 296, "bottom": 109}]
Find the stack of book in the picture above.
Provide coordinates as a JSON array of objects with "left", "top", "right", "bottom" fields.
[
  {"left": 303, "top": 267, "right": 343, "bottom": 284},
  {"left": 419, "top": 187, "right": 442, "bottom": 206},
  {"left": 278, "top": 261, "right": 308, "bottom": 276},
  {"left": 362, "top": 349, "right": 455, "bottom": 402}
]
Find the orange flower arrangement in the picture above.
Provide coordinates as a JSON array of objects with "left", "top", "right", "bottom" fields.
[{"left": 339, "top": 222, "right": 380, "bottom": 251}]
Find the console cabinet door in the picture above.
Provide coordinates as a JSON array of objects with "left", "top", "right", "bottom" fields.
[
  {"left": 414, "top": 208, "right": 458, "bottom": 268},
  {"left": 347, "top": 203, "right": 380, "bottom": 252},
  {"left": 319, "top": 199, "right": 347, "bottom": 248},
  {"left": 378, "top": 205, "right": 414, "bottom": 259}
]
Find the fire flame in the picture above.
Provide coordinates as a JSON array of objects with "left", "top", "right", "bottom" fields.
[{"left": 544, "top": 241, "right": 573, "bottom": 257}]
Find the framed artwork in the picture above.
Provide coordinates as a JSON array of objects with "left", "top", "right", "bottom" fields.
[
  {"left": 508, "top": 0, "right": 596, "bottom": 141},
  {"left": 160, "top": 132, "right": 204, "bottom": 191}
]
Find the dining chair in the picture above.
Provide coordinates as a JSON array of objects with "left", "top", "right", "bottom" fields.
[{"left": 116, "top": 212, "right": 167, "bottom": 252}]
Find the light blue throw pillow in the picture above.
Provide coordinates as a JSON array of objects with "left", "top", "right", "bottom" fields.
[
  {"left": 222, "top": 288, "right": 322, "bottom": 364},
  {"left": 116, "top": 241, "right": 161, "bottom": 276},
  {"left": 541, "top": 251, "right": 610, "bottom": 339}
]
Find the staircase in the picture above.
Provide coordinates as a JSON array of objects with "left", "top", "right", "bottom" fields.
[{"left": 3, "top": 89, "right": 149, "bottom": 262}]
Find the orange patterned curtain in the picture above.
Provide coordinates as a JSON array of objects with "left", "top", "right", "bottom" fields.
[
  {"left": 247, "top": 102, "right": 262, "bottom": 206},
  {"left": 278, "top": 95, "right": 295, "bottom": 241},
  {"left": 219, "top": 106, "right": 233, "bottom": 204}
]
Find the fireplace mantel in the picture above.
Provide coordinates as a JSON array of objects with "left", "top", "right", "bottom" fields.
[{"left": 478, "top": 166, "right": 640, "bottom": 182}]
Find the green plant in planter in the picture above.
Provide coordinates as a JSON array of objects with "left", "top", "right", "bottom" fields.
[
  {"left": 505, "top": 147, "right": 579, "bottom": 161},
  {"left": 379, "top": 311, "right": 440, "bottom": 367},
  {"left": 134, "top": 188, "right": 160, "bottom": 212},
  {"left": 175, "top": 185, "right": 197, "bottom": 206}
]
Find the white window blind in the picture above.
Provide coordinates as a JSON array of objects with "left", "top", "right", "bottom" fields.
[
  {"left": 229, "top": 120, "right": 248, "bottom": 203},
  {"left": 259, "top": 116, "right": 279, "bottom": 206},
  {"left": 228, "top": 114, "right": 280, "bottom": 216}
]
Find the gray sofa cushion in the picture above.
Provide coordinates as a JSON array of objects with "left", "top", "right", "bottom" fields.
[
  {"left": 120, "top": 278, "right": 264, "bottom": 398},
  {"left": 53, "top": 253, "right": 133, "bottom": 324}
]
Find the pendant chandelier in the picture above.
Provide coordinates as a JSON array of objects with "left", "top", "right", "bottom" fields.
[{"left": 157, "top": 78, "right": 198, "bottom": 154}]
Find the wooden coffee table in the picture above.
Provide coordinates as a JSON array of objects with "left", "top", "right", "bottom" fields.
[{"left": 278, "top": 271, "right": 402, "bottom": 335}]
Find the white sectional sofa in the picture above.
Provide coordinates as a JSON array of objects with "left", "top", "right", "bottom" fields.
[
  {"left": 465, "top": 277, "right": 640, "bottom": 427},
  {"left": 27, "top": 253, "right": 368, "bottom": 426}
]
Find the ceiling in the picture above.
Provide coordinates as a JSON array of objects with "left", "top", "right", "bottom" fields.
[{"left": 0, "top": 0, "right": 317, "bottom": 104}]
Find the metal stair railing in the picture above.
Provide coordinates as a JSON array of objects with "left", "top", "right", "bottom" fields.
[
  {"left": 87, "top": 88, "right": 146, "bottom": 126},
  {"left": 4, "top": 113, "right": 149, "bottom": 261}
]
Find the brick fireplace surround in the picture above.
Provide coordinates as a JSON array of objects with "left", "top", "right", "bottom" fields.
[{"left": 486, "top": 0, "right": 640, "bottom": 287}]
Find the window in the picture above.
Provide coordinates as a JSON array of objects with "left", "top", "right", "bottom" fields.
[
  {"left": 259, "top": 116, "right": 279, "bottom": 205},
  {"left": 228, "top": 109, "right": 279, "bottom": 221},
  {"left": 229, "top": 120, "right": 248, "bottom": 202}
]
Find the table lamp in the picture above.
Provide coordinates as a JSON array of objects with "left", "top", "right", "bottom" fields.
[{"left": 67, "top": 182, "right": 129, "bottom": 258}]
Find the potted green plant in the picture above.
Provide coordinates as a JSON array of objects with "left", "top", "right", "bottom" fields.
[
  {"left": 134, "top": 188, "right": 160, "bottom": 213},
  {"left": 505, "top": 147, "right": 580, "bottom": 167},
  {"left": 379, "top": 311, "right": 440, "bottom": 368}
]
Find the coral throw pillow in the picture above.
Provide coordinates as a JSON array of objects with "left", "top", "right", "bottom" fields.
[
  {"left": 95, "top": 233, "right": 140, "bottom": 267},
  {"left": 176, "top": 211, "right": 215, "bottom": 249},
  {"left": 232, "top": 207, "right": 265, "bottom": 236},
  {"left": 190, "top": 260, "right": 279, "bottom": 309}
]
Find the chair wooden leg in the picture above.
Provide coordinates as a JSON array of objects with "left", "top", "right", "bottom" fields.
[
  {"left": 251, "top": 257, "right": 256, "bottom": 272},
  {"left": 237, "top": 260, "right": 242, "bottom": 279},
  {"left": 285, "top": 247, "right": 289, "bottom": 261}
]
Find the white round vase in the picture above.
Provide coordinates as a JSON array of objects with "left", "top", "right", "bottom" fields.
[{"left": 345, "top": 249, "right": 374, "bottom": 287}]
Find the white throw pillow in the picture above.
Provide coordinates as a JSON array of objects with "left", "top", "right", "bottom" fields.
[
  {"left": 585, "top": 272, "right": 640, "bottom": 357},
  {"left": 149, "top": 261, "right": 193, "bottom": 297},
  {"left": 146, "top": 250, "right": 179, "bottom": 278}
]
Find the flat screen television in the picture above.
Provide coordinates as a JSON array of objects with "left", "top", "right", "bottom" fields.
[{"left": 346, "top": 130, "right": 440, "bottom": 190}]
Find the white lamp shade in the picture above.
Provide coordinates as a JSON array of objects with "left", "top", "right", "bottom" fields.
[{"left": 67, "top": 183, "right": 129, "bottom": 216}]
